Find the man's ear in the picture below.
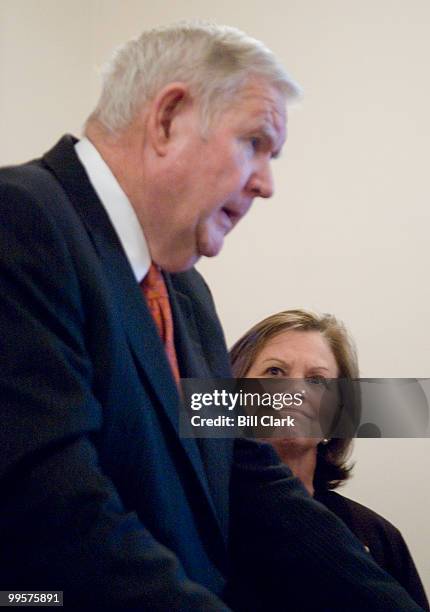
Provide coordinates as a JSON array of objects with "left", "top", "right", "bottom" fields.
[{"left": 146, "top": 82, "right": 190, "bottom": 156}]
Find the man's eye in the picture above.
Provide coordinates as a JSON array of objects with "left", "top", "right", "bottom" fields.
[{"left": 250, "top": 137, "right": 261, "bottom": 150}]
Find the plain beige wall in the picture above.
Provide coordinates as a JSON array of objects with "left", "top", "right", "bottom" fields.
[{"left": 1, "top": 0, "right": 429, "bottom": 594}]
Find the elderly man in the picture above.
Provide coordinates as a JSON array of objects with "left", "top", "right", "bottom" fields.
[{"left": 0, "top": 23, "right": 423, "bottom": 611}]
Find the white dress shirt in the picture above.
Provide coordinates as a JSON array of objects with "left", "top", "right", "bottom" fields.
[{"left": 75, "top": 137, "right": 151, "bottom": 282}]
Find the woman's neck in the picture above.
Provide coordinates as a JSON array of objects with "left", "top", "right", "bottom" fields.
[{"left": 273, "top": 441, "right": 318, "bottom": 496}]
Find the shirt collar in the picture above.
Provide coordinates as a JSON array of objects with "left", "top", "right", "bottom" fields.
[{"left": 74, "top": 137, "right": 151, "bottom": 282}]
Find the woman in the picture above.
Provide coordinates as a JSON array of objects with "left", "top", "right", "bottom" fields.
[{"left": 230, "top": 309, "right": 429, "bottom": 610}]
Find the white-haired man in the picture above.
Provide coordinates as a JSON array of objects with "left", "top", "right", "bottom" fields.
[{"left": 0, "top": 23, "right": 423, "bottom": 611}]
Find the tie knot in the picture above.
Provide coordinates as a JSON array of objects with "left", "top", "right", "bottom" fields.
[{"left": 141, "top": 263, "right": 168, "bottom": 300}]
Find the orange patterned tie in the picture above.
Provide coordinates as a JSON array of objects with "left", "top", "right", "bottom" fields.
[{"left": 141, "top": 263, "right": 181, "bottom": 385}]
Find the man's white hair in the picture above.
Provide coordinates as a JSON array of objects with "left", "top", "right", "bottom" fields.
[{"left": 89, "top": 21, "right": 302, "bottom": 134}]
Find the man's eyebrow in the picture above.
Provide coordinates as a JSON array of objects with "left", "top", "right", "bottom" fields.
[{"left": 259, "top": 125, "right": 285, "bottom": 159}]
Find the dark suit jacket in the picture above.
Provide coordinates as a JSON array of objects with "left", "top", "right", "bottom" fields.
[
  {"left": 315, "top": 490, "right": 429, "bottom": 610},
  {"left": 0, "top": 136, "right": 424, "bottom": 611}
]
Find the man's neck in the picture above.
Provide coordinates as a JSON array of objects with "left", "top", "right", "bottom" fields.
[{"left": 85, "top": 123, "right": 131, "bottom": 193}]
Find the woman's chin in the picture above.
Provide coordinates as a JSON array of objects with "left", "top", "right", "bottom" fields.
[{"left": 272, "top": 437, "right": 319, "bottom": 455}]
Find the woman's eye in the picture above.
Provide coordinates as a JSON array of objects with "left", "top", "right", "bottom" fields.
[
  {"left": 265, "top": 366, "right": 284, "bottom": 377},
  {"left": 307, "top": 376, "right": 328, "bottom": 388}
]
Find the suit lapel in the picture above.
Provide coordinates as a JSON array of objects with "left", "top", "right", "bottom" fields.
[
  {"left": 166, "top": 276, "right": 233, "bottom": 542},
  {"left": 166, "top": 279, "right": 213, "bottom": 379},
  {"left": 42, "top": 136, "right": 223, "bottom": 527}
]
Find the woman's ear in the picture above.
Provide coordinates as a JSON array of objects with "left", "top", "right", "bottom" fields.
[{"left": 146, "top": 82, "right": 189, "bottom": 156}]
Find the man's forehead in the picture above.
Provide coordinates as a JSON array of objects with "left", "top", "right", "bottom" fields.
[
  {"left": 235, "top": 81, "right": 287, "bottom": 144},
  {"left": 237, "top": 80, "right": 287, "bottom": 115}
]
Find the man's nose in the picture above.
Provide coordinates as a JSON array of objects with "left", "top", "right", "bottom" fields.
[{"left": 247, "top": 160, "right": 274, "bottom": 199}]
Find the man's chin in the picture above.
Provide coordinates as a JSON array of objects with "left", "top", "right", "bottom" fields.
[
  {"left": 153, "top": 249, "right": 200, "bottom": 273},
  {"left": 157, "top": 234, "right": 224, "bottom": 272},
  {"left": 198, "top": 235, "right": 225, "bottom": 259},
  {"left": 161, "top": 254, "right": 201, "bottom": 273}
]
